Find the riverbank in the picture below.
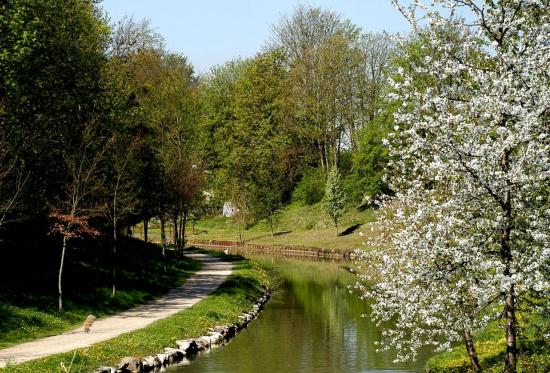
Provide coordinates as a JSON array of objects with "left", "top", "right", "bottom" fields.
[
  {"left": 189, "top": 239, "right": 354, "bottom": 260},
  {"left": 1, "top": 252, "right": 271, "bottom": 372}
]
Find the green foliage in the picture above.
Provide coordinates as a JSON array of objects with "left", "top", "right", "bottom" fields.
[
  {"left": 198, "top": 7, "right": 395, "bottom": 232},
  {"left": 323, "top": 168, "right": 346, "bottom": 234},
  {"left": 292, "top": 168, "right": 326, "bottom": 205},
  {"left": 200, "top": 51, "right": 295, "bottom": 222},
  {"left": 0, "top": 0, "right": 205, "bottom": 232},
  {"left": 345, "top": 108, "right": 393, "bottom": 202},
  {"left": 0, "top": 0, "right": 109, "bottom": 215}
]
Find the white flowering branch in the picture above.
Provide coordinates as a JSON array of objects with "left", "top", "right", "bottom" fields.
[{"left": 356, "top": 2, "right": 549, "bottom": 372}]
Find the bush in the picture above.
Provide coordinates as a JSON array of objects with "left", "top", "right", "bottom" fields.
[
  {"left": 291, "top": 168, "right": 325, "bottom": 205},
  {"left": 346, "top": 121, "right": 390, "bottom": 203}
]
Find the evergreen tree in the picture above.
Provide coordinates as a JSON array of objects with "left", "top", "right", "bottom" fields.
[{"left": 323, "top": 168, "right": 346, "bottom": 236}]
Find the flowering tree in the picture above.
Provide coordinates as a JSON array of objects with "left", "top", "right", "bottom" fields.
[{"left": 355, "top": 1, "right": 549, "bottom": 372}]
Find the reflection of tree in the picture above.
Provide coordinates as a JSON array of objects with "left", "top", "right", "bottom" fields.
[
  {"left": 265, "top": 258, "right": 372, "bottom": 369},
  {"left": 183, "top": 257, "right": 428, "bottom": 372}
]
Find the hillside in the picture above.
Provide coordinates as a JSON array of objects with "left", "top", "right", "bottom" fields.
[{"left": 136, "top": 203, "right": 376, "bottom": 251}]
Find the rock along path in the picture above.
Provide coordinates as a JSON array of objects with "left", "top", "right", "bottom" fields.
[{"left": 0, "top": 252, "right": 233, "bottom": 368}]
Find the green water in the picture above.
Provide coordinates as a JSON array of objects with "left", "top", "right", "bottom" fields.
[{"left": 169, "top": 257, "right": 431, "bottom": 372}]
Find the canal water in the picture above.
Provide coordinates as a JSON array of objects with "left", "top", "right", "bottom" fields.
[{"left": 169, "top": 256, "right": 431, "bottom": 373}]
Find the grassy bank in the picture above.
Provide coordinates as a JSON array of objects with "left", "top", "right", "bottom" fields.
[
  {"left": 0, "top": 239, "right": 199, "bottom": 349},
  {"left": 426, "top": 312, "right": 550, "bottom": 372},
  {"left": 136, "top": 203, "right": 375, "bottom": 251},
  {"left": 2, "top": 251, "right": 271, "bottom": 373}
]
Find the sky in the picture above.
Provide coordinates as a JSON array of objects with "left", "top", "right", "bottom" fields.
[{"left": 100, "top": 0, "right": 411, "bottom": 74}]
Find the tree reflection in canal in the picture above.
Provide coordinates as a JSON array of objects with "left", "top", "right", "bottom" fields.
[{"left": 169, "top": 256, "right": 432, "bottom": 373}]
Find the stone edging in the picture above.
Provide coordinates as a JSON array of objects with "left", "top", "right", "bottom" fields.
[
  {"left": 188, "top": 239, "right": 355, "bottom": 260},
  {"left": 93, "top": 289, "right": 272, "bottom": 373}
]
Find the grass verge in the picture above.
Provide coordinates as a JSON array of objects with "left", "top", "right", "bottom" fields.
[
  {"left": 426, "top": 311, "right": 550, "bottom": 372},
  {"left": 2, "top": 252, "right": 271, "bottom": 373}
]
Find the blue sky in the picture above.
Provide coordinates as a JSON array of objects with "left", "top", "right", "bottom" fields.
[{"left": 100, "top": 1, "right": 410, "bottom": 74}]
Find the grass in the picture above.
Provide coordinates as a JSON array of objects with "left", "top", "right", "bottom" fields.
[
  {"left": 2, "top": 252, "right": 270, "bottom": 373},
  {"left": 0, "top": 238, "right": 199, "bottom": 349},
  {"left": 136, "top": 202, "right": 376, "bottom": 251},
  {"left": 426, "top": 311, "right": 550, "bottom": 372}
]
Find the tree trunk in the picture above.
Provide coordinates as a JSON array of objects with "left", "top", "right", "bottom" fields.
[
  {"left": 464, "top": 330, "right": 482, "bottom": 373},
  {"left": 143, "top": 219, "right": 148, "bottom": 243},
  {"left": 269, "top": 211, "right": 274, "bottom": 238},
  {"left": 335, "top": 220, "right": 339, "bottom": 237},
  {"left": 160, "top": 216, "right": 167, "bottom": 273},
  {"left": 323, "top": 140, "right": 329, "bottom": 174},
  {"left": 173, "top": 214, "right": 178, "bottom": 251},
  {"left": 318, "top": 141, "right": 325, "bottom": 172},
  {"left": 178, "top": 214, "right": 184, "bottom": 251},
  {"left": 181, "top": 211, "right": 188, "bottom": 252},
  {"left": 500, "top": 151, "right": 516, "bottom": 373},
  {"left": 502, "top": 225, "right": 517, "bottom": 373},
  {"left": 58, "top": 236, "right": 67, "bottom": 312},
  {"left": 111, "top": 220, "right": 117, "bottom": 298},
  {"left": 335, "top": 134, "right": 341, "bottom": 169},
  {"left": 504, "top": 285, "right": 517, "bottom": 373}
]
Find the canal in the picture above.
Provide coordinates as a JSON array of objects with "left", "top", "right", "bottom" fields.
[{"left": 169, "top": 256, "right": 431, "bottom": 372}]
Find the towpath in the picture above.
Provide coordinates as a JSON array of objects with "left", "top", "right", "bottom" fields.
[{"left": 0, "top": 252, "right": 232, "bottom": 368}]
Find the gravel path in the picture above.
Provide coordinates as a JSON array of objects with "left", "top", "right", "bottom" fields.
[{"left": 0, "top": 252, "right": 233, "bottom": 368}]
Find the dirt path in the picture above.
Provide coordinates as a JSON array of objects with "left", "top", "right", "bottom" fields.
[{"left": 0, "top": 252, "right": 233, "bottom": 368}]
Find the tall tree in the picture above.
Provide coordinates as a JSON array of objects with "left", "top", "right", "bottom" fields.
[
  {"left": 104, "top": 15, "right": 168, "bottom": 239},
  {"left": 102, "top": 134, "right": 139, "bottom": 298},
  {"left": 200, "top": 52, "right": 297, "bottom": 227},
  {"left": 50, "top": 121, "right": 110, "bottom": 311},
  {"left": 273, "top": 6, "right": 360, "bottom": 171},
  {"left": 270, "top": 4, "right": 358, "bottom": 62},
  {"left": 355, "top": 33, "right": 394, "bottom": 128},
  {"left": 230, "top": 51, "right": 291, "bottom": 228},
  {"left": 199, "top": 59, "right": 246, "bottom": 202},
  {"left": 149, "top": 54, "right": 201, "bottom": 253},
  {"left": 0, "top": 0, "right": 109, "bottom": 217}
]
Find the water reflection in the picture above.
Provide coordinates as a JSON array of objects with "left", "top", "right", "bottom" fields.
[{"left": 169, "top": 256, "right": 430, "bottom": 372}]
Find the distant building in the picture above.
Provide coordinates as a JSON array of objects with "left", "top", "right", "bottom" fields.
[
  {"left": 202, "top": 190, "right": 213, "bottom": 203},
  {"left": 223, "top": 202, "right": 237, "bottom": 217}
]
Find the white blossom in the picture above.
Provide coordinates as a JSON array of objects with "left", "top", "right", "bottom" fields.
[{"left": 355, "top": 0, "right": 550, "bottom": 364}]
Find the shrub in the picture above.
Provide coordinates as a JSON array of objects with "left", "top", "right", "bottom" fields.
[{"left": 291, "top": 168, "right": 325, "bottom": 205}]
